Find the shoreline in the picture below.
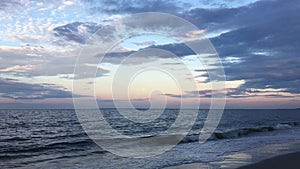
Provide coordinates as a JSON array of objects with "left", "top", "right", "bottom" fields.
[
  {"left": 164, "top": 152, "right": 300, "bottom": 169},
  {"left": 237, "top": 151, "right": 300, "bottom": 169},
  {"left": 164, "top": 140, "right": 300, "bottom": 169}
]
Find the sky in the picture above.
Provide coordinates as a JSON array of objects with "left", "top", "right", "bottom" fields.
[{"left": 0, "top": 0, "right": 299, "bottom": 109}]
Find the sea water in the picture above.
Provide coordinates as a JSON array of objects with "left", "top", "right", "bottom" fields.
[{"left": 1, "top": 109, "right": 300, "bottom": 168}]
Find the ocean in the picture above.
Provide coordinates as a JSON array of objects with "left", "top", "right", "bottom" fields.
[{"left": 1, "top": 109, "right": 300, "bottom": 168}]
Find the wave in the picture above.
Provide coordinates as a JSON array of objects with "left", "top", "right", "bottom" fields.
[
  {"left": 0, "top": 139, "right": 95, "bottom": 155},
  {"left": 1, "top": 122, "right": 299, "bottom": 156},
  {"left": 86, "top": 122, "right": 300, "bottom": 145},
  {"left": 180, "top": 122, "right": 300, "bottom": 143},
  {"left": 0, "top": 132, "right": 87, "bottom": 142}
]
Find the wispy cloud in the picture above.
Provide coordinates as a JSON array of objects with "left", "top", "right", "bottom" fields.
[{"left": 0, "top": 65, "right": 34, "bottom": 73}]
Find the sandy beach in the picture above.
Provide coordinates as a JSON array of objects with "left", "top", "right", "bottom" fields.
[
  {"left": 237, "top": 152, "right": 300, "bottom": 169},
  {"left": 164, "top": 152, "right": 300, "bottom": 169}
]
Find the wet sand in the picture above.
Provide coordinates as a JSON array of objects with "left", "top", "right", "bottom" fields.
[{"left": 237, "top": 152, "right": 300, "bottom": 169}]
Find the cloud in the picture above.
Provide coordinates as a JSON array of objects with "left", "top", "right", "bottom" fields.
[
  {"left": 0, "top": 78, "right": 79, "bottom": 100},
  {"left": 0, "top": 65, "right": 34, "bottom": 73},
  {"left": 98, "top": 42, "right": 196, "bottom": 62},
  {"left": 131, "top": 0, "right": 300, "bottom": 97},
  {"left": 195, "top": 0, "right": 259, "bottom": 9},
  {"left": 184, "top": 7, "right": 242, "bottom": 31},
  {"left": 0, "top": 0, "right": 22, "bottom": 11},
  {"left": 0, "top": 45, "right": 45, "bottom": 70},
  {"left": 53, "top": 22, "right": 102, "bottom": 44},
  {"left": 0, "top": 46, "right": 68, "bottom": 77},
  {"left": 184, "top": 29, "right": 206, "bottom": 38},
  {"left": 228, "top": 87, "right": 300, "bottom": 98},
  {"left": 1, "top": 0, "right": 299, "bottom": 104},
  {"left": 132, "top": 40, "right": 156, "bottom": 46},
  {"left": 0, "top": 44, "right": 110, "bottom": 79},
  {"left": 83, "top": 0, "right": 259, "bottom": 15},
  {"left": 165, "top": 88, "right": 228, "bottom": 98},
  {"left": 85, "top": 0, "right": 182, "bottom": 14},
  {"left": 204, "top": 0, "right": 300, "bottom": 96},
  {"left": 93, "top": 0, "right": 300, "bottom": 99},
  {"left": 181, "top": 0, "right": 299, "bottom": 38},
  {"left": 58, "top": 0, "right": 75, "bottom": 11},
  {"left": 73, "top": 0, "right": 300, "bottom": 98}
]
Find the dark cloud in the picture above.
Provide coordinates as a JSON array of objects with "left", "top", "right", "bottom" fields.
[
  {"left": 183, "top": 0, "right": 299, "bottom": 34},
  {"left": 196, "top": 0, "right": 256, "bottom": 8},
  {"left": 205, "top": 0, "right": 300, "bottom": 95},
  {"left": 0, "top": 78, "right": 79, "bottom": 100},
  {"left": 98, "top": 42, "right": 196, "bottom": 64},
  {"left": 183, "top": 7, "right": 242, "bottom": 30},
  {"left": 85, "top": 0, "right": 182, "bottom": 14},
  {"left": 53, "top": 22, "right": 102, "bottom": 44},
  {"left": 145, "top": 0, "right": 300, "bottom": 97},
  {"left": 51, "top": 0, "right": 299, "bottom": 98},
  {"left": 149, "top": 43, "right": 196, "bottom": 57},
  {"left": 109, "top": 0, "right": 300, "bottom": 98}
]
